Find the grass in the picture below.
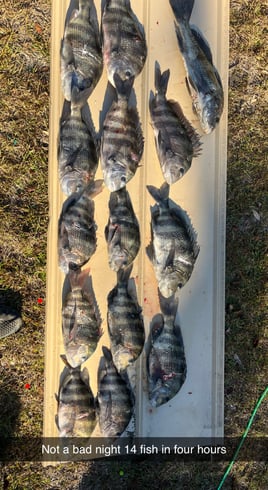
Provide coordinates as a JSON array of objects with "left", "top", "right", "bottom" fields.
[{"left": 0, "top": 0, "right": 267, "bottom": 488}]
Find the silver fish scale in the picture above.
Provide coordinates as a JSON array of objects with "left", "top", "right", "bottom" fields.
[
  {"left": 58, "top": 192, "right": 97, "bottom": 272},
  {"left": 108, "top": 282, "right": 144, "bottom": 372},
  {"left": 57, "top": 366, "right": 96, "bottom": 437},
  {"left": 59, "top": 110, "right": 98, "bottom": 196},
  {"left": 0, "top": 313, "right": 22, "bottom": 339},
  {"left": 106, "top": 189, "right": 140, "bottom": 271},
  {"left": 62, "top": 290, "right": 100, "bottom": 342},
  {"left": 61, "top": 1, "right": 103, "bottom": 100},
  {"left": 102, "top": 1, "right": 147, "bottom": 84},
  {"left": 97, "top": 351, "right": 133, "bottom": 438},
  {"left": 148, "top": 313, "right": 187, "bottom": 407},
  {"left": 101, "top": 101, "right": 143, "bottom": 190}
]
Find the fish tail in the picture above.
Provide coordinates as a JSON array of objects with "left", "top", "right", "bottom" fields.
[
  {"left": 117, "top": 264, "right": 133, "bottom": 285},
  {"left": 158, "top": 290, "right": 179, "bottom": 318},
  {"left": 147, "top": 183, "right": 170, "bottom": 204},
  {"left": 60, "top": 354, "right": 80, "bottom": 372},
  {"left": 68, "top": 266, "right": 91, "bottom": 290},
  {"left": 169, "top": 0, "right": 195, "bottom": 23},
  {"left": 102, "top": 346, "right": 113, "bottom": 363},
  {"left": 154, "top": 62, "right": 170, "bottom": 96},
  {"left": 113, "top": 73, "right": 135, "bottom": 99},
  {"left": 70, "top": 86, "right": 92, "bottom": 109},
  {"left": 84, "top": 179, "right": 104, "bottom": 199}
]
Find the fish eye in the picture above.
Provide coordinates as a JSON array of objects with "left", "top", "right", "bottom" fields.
[
  {"left": 125, "top": 70, "right": 132, "bottom": 78},
  {"left": 121, "top": 175, "right": 126, "bottom": 183},
  {"left": 179, "top": 167, "right": 185, "bottom": 176}
]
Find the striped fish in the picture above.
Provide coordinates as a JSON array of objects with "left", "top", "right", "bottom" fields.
[
  {"left": 107, "top": 265, "right": 145, "bottom": 373},
  {"left": 61, "top": 0, "right": 103, "bottom": 101},
  {"left": 147, "top": 292, "right": 187, "bottom": 407},
  {"left": 96, "top": 346, "right": 134, "bottom": 438},
  {"left": 102, "top": 0, "right": 147, "bottom": 86},
  {"left": 55, "top": 355, "right": 96, "bottom": 437},
  {"left": 149, "top": 63, "right": 202, "bottom": 184},
  {"left": 146, "top": 183, "right": 200, "bottom": 298},
  {"left": 62, "top": 268, "right": 102, "bottom": 367},
  {"left": 100, "top": 74, "right": 144, "bottom": 191},
  {"left": 105, "top": 187, "right": 140, "bottom": 271},
  {"left": 58, "top": 87, "right": 99, "bottom": 196},
  {"left": 58, "top": 180, "right": 103, "bottom": 274},
  {"left": 169, "top": 0, "right": 224, "bottom": 133}
]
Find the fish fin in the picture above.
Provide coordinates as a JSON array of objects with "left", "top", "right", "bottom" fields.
[
  {"left": 128, "top": 107, "right": 144, "bottom": 158},
  {"left": 164, "top": 248, "right": 175, "bottom": 270},
  {"left": 170, "top": 206, "right": 200, "bottom": 259},
  {"left": 190, "top": 25, "right": 213, "bottom": 64},
  {"left": 151, "top": 314, "right": 165, "bottom": 341},
  {"left": 68, "top": 267, "right": 91, "bottom": 291},
  {"left": 167, "top": 100, "right": 202, "bottom": 157},
  {"left": 157, "top": 130, "right": 174, "bottom": 159},
  {"left": 169, "top": 0, "right": 195, "bottom": 23},
  {"left": 80, "top": 366, "right": 90, "bottom": 386},
  {"left": 60, "top": 38, "right": 75, "bottom": 65},
  {"left": 158, "top": 290, "right": 179, "bottom": 318},
  {"left": 71, "top": 86, "right": 92, "bottom": 109},
  {"left": 58, "top": 220, "right": 70, "bottom": 251},
  {"left": 147, "top": 183, "right": 170, "bottom": 203},
  {"left": 113, "top": 73, "right": 135, "bottom": 99},
  {"left": 55, "top": 414, "right": 60, "bottom": 431},
  {"left": 214, "top": 66, "right": 223, "bottom": 90},
  {"left": 154, "top": 62, "right": 170, "bottom": 96},
  {"left": 102, "top": 345, "right": 113, "bottom": 362},
  {"left": 174, "top": 22, "right": 184, "bottom": 53},
  {"left": 117, "top": 264, "right": 133, "bottom": 285},
  {"left": 149, "top": 90, "right": 156, "bottom": 113},
  {"left": 83, "top": 179, "right": 104, "bottom": 199},
  {"left": 106, "top": 223, "right": 121, "bottom": 246}
]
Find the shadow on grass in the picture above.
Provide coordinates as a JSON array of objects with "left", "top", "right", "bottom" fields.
[
  {"left": 0, "top": 288, "right": 23, "bottom": 318},
  {"left": 78, "top": 458, "right": 236, "bottom": 490}
]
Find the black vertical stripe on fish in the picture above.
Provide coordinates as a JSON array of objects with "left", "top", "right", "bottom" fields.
[
  {"left": 58, "top": 180, "right": 103, "bottom": 274},
  {"left": 56, "top": 355, "right": 96, "bottom": 437},
  {"left": 61, "top": 0, "right": 103, "bottom": 101},
  {"left": 102, "top": 0, "right": 147, "bottom": 86},
  {"left": 105, "top": 187, "right": 140, "bottom": 271},
  {"left": 147, "top": 292, "right": 187, "bottom": 407},
  {"left": 100, "top": 74, "right": 144, "bottom": 191},
  {"left": 62, "top": 268, "right": 102, "bottom": 367},
  {"left": 149, "top": 62, "right": 202, "bottom": 184},
  {"left": 146, "top": 183, "right": 199, "bottom": 298},
  {"left": 96, "top": 346, "right": 134, "bottom": 439},
  {"left": 169, "top": 0, "right": 224, "bottom": 134},
  {"left": 107, "top": 265, "right": 145, "bottom": 372},
  {"left": 58, "top": 87, "right": 99, "bottom": 196}
]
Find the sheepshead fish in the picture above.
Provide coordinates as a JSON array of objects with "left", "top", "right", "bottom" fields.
[
  {"left": 62, "top": 267, "right": 102, "bottom": 367},
  {"left": 96, "top": 346, "right": 134, "bottom": 438},
  {"left": 146, "top": 183, "right": 200, "bottom": 298},
  {"left": 102, "top": 0, "right": 147, "bottom": 86},
  {"left": 55, "top": 355, "right": 96, "bottom": 437},
  {"left": 58, "top": 180, "right": 103, "bottom": 274},
  {"left": 169, "top": 0, "right": 224, "bottom": 133},
  {"left": 107, "top": 266, "right": 145, "bottom": 373},
  {"left": 105, "top": 187, "right": 140, "bottom": 271},
  {"left": 147, "top": 292, "right": 187, "bottom": 407},
  {"left": 100, "top": 73, "right": 144, "bottom": 191},
  {"left": 149, "top": 63, "right": 202, "bottom": 184},
  {"left": 58, "top": 87, "right": 99, "bottom": 196},
  {"left": 61, "top": 0, "right": 103, "bottom": 101}
]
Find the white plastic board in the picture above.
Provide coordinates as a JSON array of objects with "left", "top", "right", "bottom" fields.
[{"left": 44, "top": 0, "right": 229, "bottom": 446}]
